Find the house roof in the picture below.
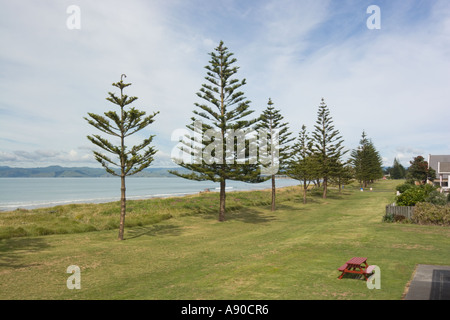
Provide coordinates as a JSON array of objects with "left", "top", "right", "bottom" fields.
[
  {"left": 439, "top": 162, "right": 450, "bottom": 174},
  {"left": 428, "top": 155, "right": 450, "bottom": 176}
]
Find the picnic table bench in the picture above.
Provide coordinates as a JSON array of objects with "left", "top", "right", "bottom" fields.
[{"left": 338, "top": 257, "right": 375, "bottom": 280}]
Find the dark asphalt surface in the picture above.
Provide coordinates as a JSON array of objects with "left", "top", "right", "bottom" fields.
[{"left": 404, "top": 264, "right": 450, "bottom": 300}]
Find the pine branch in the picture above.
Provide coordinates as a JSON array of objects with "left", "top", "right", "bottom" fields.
[
  {"left": 87, "top": 135, "right": 121, "bottom": 155},
  {"left": 84, "top": 113, "right": 120, "bottom": 137}
]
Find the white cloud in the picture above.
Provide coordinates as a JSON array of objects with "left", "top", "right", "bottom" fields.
[
  {"left": 238, "top": 1, "right": 450, "bottom": 164},
  {"left": 0, "top": 0, "right": 449, "bottom": 169}
]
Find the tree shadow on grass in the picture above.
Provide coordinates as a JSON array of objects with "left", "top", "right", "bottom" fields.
[
  {"left": 275, "top": 202, "right": 313, "bottom": 212},
  {"left": 189, "top": 204, "right": 278, "bottom": 224},
  {"left": 225, "top": 208, "right": 278, "bottom": 224},
  {"left": 0, "top": 237, "right": 50, "bottom": 269},
  {"left": 325, "top": 193, "right": 345, "bottom": 200},
  {"left": 125, "top": 224, "right": 183, "bottom": 240},
  {"left": 338, "top": 273, "right": 367, "bottom": 281}
]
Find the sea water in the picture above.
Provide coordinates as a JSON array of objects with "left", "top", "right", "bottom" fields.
[{"left": 0, "top": 177, "right": 299, "bottom": 211}]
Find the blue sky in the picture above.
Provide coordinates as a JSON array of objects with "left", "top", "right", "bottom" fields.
[{"left": 0, "top": 0, "right": 449, "bottom": 168}]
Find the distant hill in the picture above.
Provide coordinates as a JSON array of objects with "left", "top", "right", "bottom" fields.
[{"left": 0, "top": 166, "right": 189, "bottom": 178}]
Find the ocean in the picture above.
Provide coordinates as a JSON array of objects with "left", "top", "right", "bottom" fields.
[{"left": 0, "top": 177, "right": 299, "bottom": 211}]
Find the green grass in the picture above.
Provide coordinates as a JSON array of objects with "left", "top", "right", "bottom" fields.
[
  {"left": 1, "top": 180, "right": 450, "bottom": 300},
  {"left": 0, "top": 189, "right": 275, "bottom": 239}
]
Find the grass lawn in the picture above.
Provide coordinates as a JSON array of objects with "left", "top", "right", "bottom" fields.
[{"left": 1, "top": 179, "right": 450, "bottom": 300}]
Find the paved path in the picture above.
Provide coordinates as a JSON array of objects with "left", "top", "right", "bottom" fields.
[{"left": 404, "top": 265, "right": 450, "bottom": 300}]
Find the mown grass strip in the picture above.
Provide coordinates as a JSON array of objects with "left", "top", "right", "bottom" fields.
[{"left": 1, "top": 180, "right": 450, "bottom": 300}]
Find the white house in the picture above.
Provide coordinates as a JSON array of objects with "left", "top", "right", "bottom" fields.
[{"left": 428, "top": 154, "right": 450, "bottom": 191}]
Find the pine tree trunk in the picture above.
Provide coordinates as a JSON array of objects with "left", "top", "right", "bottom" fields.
[
  {"left": 118, "top": 174, "right": 126, "bottom": 240},
  {"left": 218, "top": 59, "right": 226, "bottom": 223},
  {"left": 271, "top": 174, "right": 276, "bottom": 211},
  {"left": 118, "top": 101, "right": 126, "bottom": 241},
  {"left": 303, "top": 179, "right": 307, "bottom": 204},
  {"left": 219, "top": 179, "right": 226, "bottom": 222},
  {"left": 323, "top": 176, "right": 327, "bottom": 199}
]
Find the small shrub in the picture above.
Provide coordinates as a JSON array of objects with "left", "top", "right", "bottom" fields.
[
  {"left": 396, "top": 182, "right": 414, "bottom": 194},
  {"left": 382, "top": 213, "right": 395, "bottom": 223},
  {"left": 421, "top": 183, "right": 437, "bottom": 195},
  {"left": 396, "top": 187, "right": 427, "bottom": 206},
  {"left": 412, "top": 202, "right": 450, "bottom": 226},
  {"left": 382, "top": 213, "right": 409, "bottom": 223},
  {"left": 394, "top": 215, "right": 407, "bottom": 223},
  {"left": 395, "top": 184, "right": 439, "bottom": 206},
  {"left": 425, "top": 190, "right": 448, "bottom": 206}
]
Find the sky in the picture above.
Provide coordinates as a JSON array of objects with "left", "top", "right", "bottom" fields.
[{"left": 0, "top": 0, "right": 449, "bottom": 169}]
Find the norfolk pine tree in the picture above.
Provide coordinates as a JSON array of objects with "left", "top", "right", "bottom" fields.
[
  {"left": 286, "top": 125, "right": 318, "bottom": 204},
  {"left": 390, "top": 158, "right": 406, "bottom": 179},
  {"left": 84, "top": 75, "right": 159, "bottom": 240},
  {"left": 311, "top": 98, "right": 347, "bottom": 199},
  {"left": 170, "top": 41, "right": 264, "bottom": 222},
  {"left": 256, "top": 98, "right": 294, "bottom": 211},
  {"left": 350, "top": 131, "right": 383, "bottom": 188},
  {"left": 329, "top": 161, "right": 354, "bottom": 192}
]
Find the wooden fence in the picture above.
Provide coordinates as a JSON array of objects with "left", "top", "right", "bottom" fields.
[{"left": 385, "top": 204, "right": 415, "bottom": 220}]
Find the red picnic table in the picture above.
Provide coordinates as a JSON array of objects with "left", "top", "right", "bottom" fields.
[{"left": 338, "top": 257, "right": 375, "bottom": 280}]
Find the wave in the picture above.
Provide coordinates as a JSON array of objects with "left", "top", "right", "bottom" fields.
[
  {"left": 0, "top": 191, "right": 215, "bottom": 211},
  {"left": 0, "top": 197, "right": 118, "bottom": 211}
]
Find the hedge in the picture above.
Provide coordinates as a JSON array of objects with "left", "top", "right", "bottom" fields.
[{"left": 411, "top": 202, "right": 450, "bottom": 226}]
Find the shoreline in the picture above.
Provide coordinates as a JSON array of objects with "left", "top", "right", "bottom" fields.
[
  {"left": 0, "top": 182, "right": 298, "bottom": 213},
  {"left": 0, "top": 191, "right": 201, "bottom": 212}
]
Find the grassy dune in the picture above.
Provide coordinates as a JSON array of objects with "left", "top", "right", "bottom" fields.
[
  {"left": 0, "top": 188, "right": 276, "bottom": 239},
  {"left": 1, "top": 180, "right": 450, "bottom": 300}
]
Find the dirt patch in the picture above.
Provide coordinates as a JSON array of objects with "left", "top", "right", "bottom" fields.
[
  {"left": 392, "top": 244, "right": 434, "bottom": 251},
  {"left": 398, "top": 227, "right": 450, "bottom": 237}
]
